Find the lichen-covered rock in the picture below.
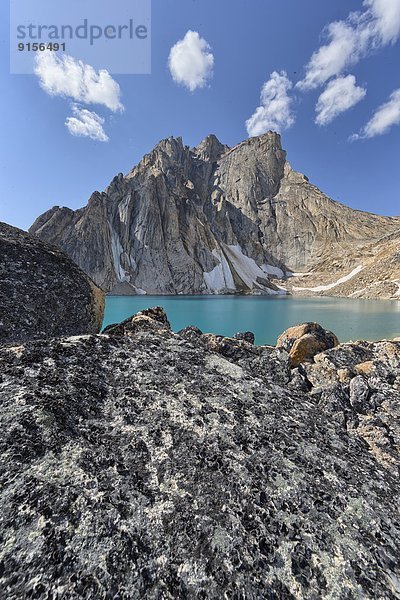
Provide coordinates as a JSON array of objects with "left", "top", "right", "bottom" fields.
[
  {"left": 177, "top": 325, "right": 203, "bottom": 343},
  {"left": 277, "top": 322, "right": 339, "bottom": 367},
  {"left": 0, "top": 310, "right": 400, "bottom": 599},
  {"left": 297, "top": 339, "right": 400, "bottom": 475},
  {"left": 178, "top": 327, "right": 291, "bottom": 385},
  {"left": 234, "top": 331, "right": 255, "bottom": 344},
  {"left": 349, "top": 375, "right": 370, "bottom": 410},
  {"left": 0, "top": 222, "right": 104, "bottom": 345},
  {"left": 103, "top": 307, "right": 171, "bottom": 336},
  {"left": 303, "top": 340, "right": 400, "bottom": 390}
]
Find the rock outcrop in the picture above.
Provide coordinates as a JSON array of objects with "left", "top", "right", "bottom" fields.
[
  {"left": 30, "top": 132, "right": 400, "bottom": 298},
  {"left": 0, "top": 222, "right": 104, "bottom": 344},
  {"left": 1, "top": 308, "right": 399, "bottom": 598}
]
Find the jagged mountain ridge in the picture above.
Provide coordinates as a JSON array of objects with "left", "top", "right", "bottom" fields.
[{"left": 30, "top": 132, "right": 400, "bottom": 295}]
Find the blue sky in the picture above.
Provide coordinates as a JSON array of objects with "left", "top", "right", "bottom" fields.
[{"left": 0, "top": 0, "right": 399, "bottom": 231}]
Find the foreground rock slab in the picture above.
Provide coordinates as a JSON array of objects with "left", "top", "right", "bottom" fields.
[
  {"left": 0, "top": 312, "right": 399, "bottom": 598},
  {"left": 0, "top": 222, "right": 104, "bottom": 345}
]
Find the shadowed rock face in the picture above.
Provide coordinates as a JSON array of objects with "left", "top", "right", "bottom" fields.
[
  {"left": 1, "top": 309, "right": 399, "bottom": 599},
  {"left": 30, "top": 132, "right": 400, "bottom": 296},
  {"left": 0, "top": 222, "right": 104, "bottom": 344}
]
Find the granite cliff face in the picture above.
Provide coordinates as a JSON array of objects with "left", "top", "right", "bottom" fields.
[
  {"left": 30, "top": 132, "right": 400, "bottom": 296},
  {"left": 0, "top": 222, "right": 104, "bottom": 344},
  {"left": 1, "top": 307, "right": 400, "bottom": 598}
]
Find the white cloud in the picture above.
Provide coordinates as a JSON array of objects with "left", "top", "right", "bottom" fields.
[
  {"left": 35, "top": 52, "right": 123, "bottom": 112},
  {"left": 351, "top": 88, "right": 400, "bottom": 140},
  {"left": 315, "top": 75, "right": 366, "bottom": 125},
  {"left": 297, "top": 21, "right": 359, "bottom": 91},
  {"left": 366, "top": 0, "right": 400, "bottom": 44},
  {"left": 168, "top": 30, "right": 214, "bottom": 91},
  {"left": 65, "top": 105, "right": 109, "bottom": 142},
  {"left": 246, "top": 71, "right": 295, "bottom": 136},
  {"left": 297, "top": 0, "right": 400, "bottom": 91}
]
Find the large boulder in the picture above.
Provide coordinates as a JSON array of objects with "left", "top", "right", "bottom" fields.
[
  {"left": 0, "top": 222, "right": 104, "bottom": 344},
  {"left": 0, "top": 309, "right": 399, "bottom": 598},
  {"left": 277, "top": 322, "right": 339, "bottom": 367}
]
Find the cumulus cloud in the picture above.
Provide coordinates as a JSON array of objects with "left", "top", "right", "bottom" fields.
[
  {"left": 315, "top": 75, "right": 366, "bottom": 125},
  {"left": 168, "top": 30, "right": 214, "bottom": 91},
  {"left": 351, "top": 88, "right": 400, "bottom": 140},
  {"left": 297, "top": 0, "right": 400, "bottom": 91},
  {"left": 65, "top": 105, "right": 109, "bottom": 142},
  {"left": 35, "top": 52, "right": 123, "bottom": 112},
  {"left": 366, "top": 0, "right": 400, "bottom": 44},
  {"left": 246, "top": 71, "right": 295, "bottom": 136}
]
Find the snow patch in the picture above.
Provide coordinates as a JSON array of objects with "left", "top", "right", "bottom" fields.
[
  {"left": 392, "top": 280, "right": 400, "bottom": 297},
  {"left": 196, "top": 217, "right": 205, "bottom": 228},
  {"left": 261, "top": 264, "right": 284, "bottom": 278},
  {"left": 293, "top": 266, "right": 364, "bottom": 292},
  {"left": 109, "top": 225, "right": 128, "bottom": 282},
  {"left": 286, "top": 271, "right": 310, "bottom": 278},
  {"left": 349, "top": 288, "right": 367, "bottom": 298},
  {"left": 118, "top": 195, "right": 131, "bottom": 225},
  {"left": 204, "top": 248, "right": 236, "bottom": 292},
  {"left": 223, "top": 244, "right": 272, "bottom": 291}
]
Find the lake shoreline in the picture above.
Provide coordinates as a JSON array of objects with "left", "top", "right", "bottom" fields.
[{"left": 103, "top": 294, "right": 400, "bottom": 345}]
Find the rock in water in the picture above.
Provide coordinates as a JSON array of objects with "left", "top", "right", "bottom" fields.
[
  {"left": 0, "top": 309, "right": 399, "bottom": 598},
  {"left": 0, "top": 222, "right": 104, "bottom": 344}
]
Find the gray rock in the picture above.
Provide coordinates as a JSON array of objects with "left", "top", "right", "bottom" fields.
[
  {"left": 299, "top": 339, "right": 400, "bottom": 475},
  {"left": 349, "top": 375, "right": 370, "bottom": 411},
  {"left": 288, "top": 366, "right": 312, "bottom": 392},
  {"left": 177, "top": 325, "right": 203, "bottom": 342},
  {"left": 102, "top": 306, "right": 171, "bottom": 336},
  {"left": 183, "top": 330, "right": 291, "bottom": 386},
  {"left": 0, "top": 222, "right": 104, "bottom": 345},
  {"left": 234, "top": 331, "right": 255, "bottom": 344},
  {"left": 1, "top": 310, "right": 400, "bottom": 598},
  {"left": 29, "top": 135, "right": 283, "bottom": 296}
]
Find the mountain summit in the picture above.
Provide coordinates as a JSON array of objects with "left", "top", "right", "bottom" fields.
[{"left": 30, "top": 132, "right": 400, "bottom": 297}]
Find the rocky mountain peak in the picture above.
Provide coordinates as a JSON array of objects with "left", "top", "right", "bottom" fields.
[
  {"left": 191, "top": 134, "right": 229, "bottom": 162},
  {"left": 29, "top": 132, "right": 400, "bottom": 296},
  {"left": 251, "top": 129, "right": 282, "bottom": 143},
  {"left": 126, "top": 135, "right": 189, "bottom": 180}
]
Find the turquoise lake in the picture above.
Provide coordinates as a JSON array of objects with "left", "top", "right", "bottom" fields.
[{"left": 103, "top": 295, "right": 400, "bottom": 345}]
